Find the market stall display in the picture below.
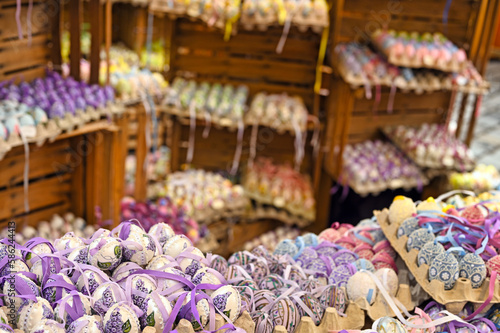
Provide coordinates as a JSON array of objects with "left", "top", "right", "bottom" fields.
[{"left": 450, "top": 165, "right": 500, "bottom": 193}]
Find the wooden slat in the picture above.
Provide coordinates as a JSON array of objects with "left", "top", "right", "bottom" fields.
[
  {"left": 69, "top": 0, "right": 82, "bottom": 80},
  {"left": 0, "top": 174, "right": 72, "bottom": 221},
  {"left": 0, "top": 1, "right": 49, "bottom": 41},
  {"left": 89, "top": 0, "right": 102, "bottom": 84},
  {"left": 0, "top": 201, "right": 71, "bottom": 230}
]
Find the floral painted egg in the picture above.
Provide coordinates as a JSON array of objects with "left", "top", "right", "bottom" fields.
[
  {"left": 259, "top": 274, "right": 284, "bottom": 291},
  {"left": 236, "top": 278, "right": 259, "bottom": 291},
  {"left": 397, "top": 217, "right": 420, "bottom": 238},
  {"left": 429, "top": 252, "right": 459, "bottom": 290},
  {"left": 182, "top": 292, "right": 211, "bottom": 331},
  {"left": 270, "top": 297, "right": 300, "bottom": 333},
  {"left": 0, "top": 258, "right": 29, "bottom": 277},
  {"left": 347, "top": 271, "right": 377, "bottom": 305},
  {"left": 388, "top": 196, "right": 416, "bottom": 225},
  {"left": 112, "top": 222, "right": 145, "bottom": 238},
  {"left": 354, "top": 244, "right": 375, "bottom": 261},
  {"left": 103, "top": 302, "right": 141, "bottom": 333},
  {"left": 331, "top": 250, "right": 358, "bottom": 266},
  {"left": 162, "top": 235, "right": 192, "bottom": 258},
  {"left": 139, "top": 292, "right": 172, "bottom": 331},
  {"left": 407, "top": 228, "right": 435, "bottom": 252},
  {"left": 67, "top": 315, "right": 103, "bottom": 333},
  {"left": 54, "top": 232, "right": 85, "bottom": 252},
  {"left": 251, "top": 245, "right": 272, "bottom": 261},
  {"left": 42, "top": 273, "right": 76, "bottom": 303},
  {"left": 17, "top": 297, "right": 54, "bottom": 332},
  {"left": 301, "top": 275, "right": 323, "bottom": 293},
  {"left": 273, "top": 239, "right": 299, "bottom": 258},
  {"left": 373, "top": 240, "right": 397, "bottom": 259},
  {"left": 295, "top": 247, "right": 318, "bottom": 266},
  {"left": 268, "top": 254, "right": 291, "bottom": 276},
  {"left": 353, "top": 258, "right": 376, "bottom": 273},
  {"left": 318, "top": 228, "right": 341, "bottom": 243},
  {"left": 192, "top": 267, "right": 223, "bottom": 295},
  {"left": 486, "top": 255, "right": 500, "bottom": 280},
  {"left": 244, "top": 258, "right": 270, "bottom": 282},
  {"left": 319, "top": 284, "right": 346, "bottom": 313},
  {"left": 126, "top": 274, "right": 158, "bottom": 308},
  {"left": 405, "top": 312, "right": 434, "bottom": 333},
  {"left": 211, "top": 285, "right": 241, "bottom": 322},
  {"left": 54, "top": 292, "right": 92, "bottom": 328},
  {"left": 302, "top": 233, "right": 319, "bottom": 247},
  {"left": 291, "top": 293, "right": 324, "bottom": 325},
  {"left": 67, "top": 246, "right": 89, "bottom": 265},
  {"left": 177, "top": 247, "right": 206, "bottom": 277},
  {"left": 112, "top": 262, "right": 143, "bottom": 284},
  {"left": 460, "top": 253, "right": 487, "bottom": 288},
  {"left": 469, "top": 318, "right": 497, "bottom": 333},
  {"left": 148, "top": 222, "right": 175, "bottom": 247},
  {"left": 146, "top": 255, "right": 178, "bottom": 271},
  {"left": 75, "top": 268, "right": 110, "bottom": 296},
  {"left": 92, "top": 282, "right": 127, "bottom": 316},
  {"left": 254, "top": 289, "right": 276, "bottom": 311},
  {"left": 315, "top": 242, "right": 340, "bottom": 257},
  {"left": 3, "top": 272, "right": 40, "bottom": 312},
  {"left": 374, "top": 268, "right": 399, "bottom": 296},
  {"left": 251, "top": 311, "right": 274, "bottom": 333},
  {"left": 376, "top": 316, "right": 408, "bottom": 333},
  {"left": 29, "top": 319, "right": 65, "bottom": 333},
  {"left": 329, "top": 264, "right": 355, "bottom": 287},
  {"left": 87, "top": 236, "right": 122, "bottom": 271},
  {"left": 418, "top": 242, "right": 445, "bottom": 266},
  {"left": 23, "top": 238, "right": 54, "bottom": 268},
  {"left": 123, "top": 232, "right": 157, "bottom": 265},
  {"left": 208, "top": 254, "right": 229, "bottom": 275}
]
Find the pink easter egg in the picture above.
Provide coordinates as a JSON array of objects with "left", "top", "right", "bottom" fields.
[
  {"left": 405, "top": 44, "right": 416, "bottom": 58},
  {"left": 373, "top": 240, "right": 397, "bottom": 260},
  {"left": 392, "top": 42, "right": 405, "bottom": 57},
  {"left": 486, "top": 255, "right": 500, "bottom": 280},
  {"left": 354, "top": 244, "right": 374, "bottom": 261},
  {"left": 372, "top": 252, "right": 398, "bottom": 273},
  {"left": 318, "top": 229, "right": 341, "bottom": 243},
  {"left": 335, "top": 236, "right": 356, "bottom": 251}
]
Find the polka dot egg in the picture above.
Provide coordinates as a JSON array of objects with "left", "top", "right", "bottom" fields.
[{"left": 429, "top": 252, "right": 459, "bottom": 290}]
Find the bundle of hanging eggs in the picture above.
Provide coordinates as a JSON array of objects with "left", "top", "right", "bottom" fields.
[
  {"left": 388, "top": 192, "right": 500, "bottom": 292},
  {"left": 371, "top": 30, "right": 468, "bottom": 72},
  {"left": 0, "top": 220, "right": 247, "bottom": 333},
  {"left": 450, "top": 164, "right": 500, "bottom": 193}
]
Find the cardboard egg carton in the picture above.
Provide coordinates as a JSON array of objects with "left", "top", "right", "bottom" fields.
[
  {"left": 376, "top": 208, "right": 500, "bottom": 314},
  {"left": 344, "top": 176, "right": 429, "bottom": 197},
  {"left": 272, "top": 302, "right": 365, "bottom": 333},
  {"left": 168, "top": 311, "right": 255, "bottom": 333}
]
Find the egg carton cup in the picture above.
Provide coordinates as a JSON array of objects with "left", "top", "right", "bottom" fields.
[
  {"left": 344, "top": 175, "right": 429, "bottom": 197},
  {"left": 336, "top": 61, "right": 489, "bottom": 95},
  {"left": 149, "top": 0, "right": 187, "bottom": 16},
  {"left": 240, "top": 12, "right": 280, "bottom": 31},
  {"left": 376, "top": 208, "right": 500, "bottom": 314},
  {"left": 292, "top": 11, "right": 329, "bottom": 33},
  {"left": 271, "top": 302, "right": 365, "bottom": 333},
  {"left": 245, "top": 115, "right": 308, "bottom": 136}
]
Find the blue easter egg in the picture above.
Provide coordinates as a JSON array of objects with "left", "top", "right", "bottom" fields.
[
  {"left": 274, "top": 239, "right": 298, "bottom": 258},
  {"left": 429, "top": 252, "right": 459, "bottom": 290},
  {"left": 417, "top": 241, "right": 444, "bottom": 266},
  {"left": 398, "top": 217, "right": 419, "bottom": 238},
  {"left": 459, "top": 253, "right": 486, "bottom": 288},
  {"left": 353, "top": 258, "right": 375, "bottom": 273},
  {"left": 407, "top": 228, "right": 435, "bottom": 252}
]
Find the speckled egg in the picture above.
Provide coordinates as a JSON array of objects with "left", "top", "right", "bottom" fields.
[
  {"left": 388, "top": 196, "right": 416, "bottom": 225},
  {"left": 397, "top": 217, "right": 420, "bottom": 238},
  {"left": 318, "top": 228, "right": 341, "bottom": 243},
  {"left": 429, "top": 252, "right": 459, "bottom": 290},
  {"left": 273, "top": 239, "right": 299, "bottom": 257},
  {"left": 407, "top": 228, "right": 435, "bottom": 252},
  {"left": 103, "top": 302, "right": 140, "bottom": 333},
  {"left": 17, "top": 297, "right": 54, "bottom": 332},
  {"left": 461, "top": 206, "right": 487, "bottom": 225},
  {"left": 270, "top": 297, "right": 300, "bottom": 333},
  {"left": 376, "top": 317, "right": 407, "bottom": 333},
  {"left": 347, "top": 271, "right": 377, "bottom": 305},
  {"left": 460, "top": 253, "right": 487, "bottom": 288},
  {"left": 418, "top": 241, "right": 445, "bottom": 266}
]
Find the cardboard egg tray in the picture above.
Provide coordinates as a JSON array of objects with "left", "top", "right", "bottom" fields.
[
  {"left": 376, "top": 208, "right": 500, "bottom": 314},
  {"left": 240, "top": 14, "right": 327, "bottom": 34},
  {"left": 344, "top": 175, "right": 429, "bottom": 197}
]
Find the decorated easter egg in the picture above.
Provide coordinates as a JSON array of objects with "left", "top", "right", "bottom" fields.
[
  {"left": 259, "top": 274, "right": 284, "bottom": 291},
  {"left": 192, "top": 267, "right": 224, "bottom": 295},
  {"left": 23, "top": 238, "right": 54, "bottom": 268},
  {"left": 353, "top": 258, "right": 376, "bottom": 273},
  {"left": 87, "top": 237, "right": 122, "bottom": 271},
  {"left": 331, "top": 250, "right": 358, "bottom": 266},
  {"left": 76, "top": 268, "right": 110, "bottom": 296},
  {"left": 126, "top": 274, "right": 158, "bottom": 308},
  {"left": 302, "top": 233, "right": 319, "bottom": 247},
  {"left": 67, "top": 246, "right": 89, "bottom": 265},
  {"left": 146, "top": 255, "right": 177, "bottom": 271},
  {"left": 373, "top": 240, "right": 397, "bottom": 260},
  {"left": 208, "top": 254, "right": 229, "bottom": 275},
  {"left": 329, "top": 264, "right": 355, "bottom": 287},
  {"left": 405, "top": 312, "right": 434, "bottom": 333},
  {"left": 304, "top": 257, "right": 330, "bottom": 275},
  {"left": 372, "top": 252, "right": 398, "bottom": 272},
  {"left": 354, "top": 244, "right": 375, "bottom": 261},
  {"left": 244, "top": 258, "right": 269, "bottom": 282},
  {"left": 347, "top": 271, "right": 377, "bottom": 305},
  {"left": 254, "top": 289, "right": 276, "bottom": 311},
  {"left": 268, "top": 254, "right": 290, "bottom": 275},
  {"left": 429, "top": 252, "right": 459, "bottom": 290},
  {"left": 319, "top": 284, "right": 346, "bottom": 313},
  {"left": 270, "top": 297, "right": 300, "bottom": 333},
  {"left": 416, "top": 198, "right": 440, "bottom": 212},
  {"left": 315, "top": 242, "right": 340, "bottom": 257},
  {"left": 177, "top": 248, "right": 206, "bottom": 277},
  {"left": 273, "top": 239, "right": 299, "bottom": 257},
  {"left": 461, "top": 206, "right": 487, "bottom": 225},
  {"left": 318, "top": 228, "right": 341, "bottom": 243},
  {"left": 54, "top": 292, "right": 92, "bottom": 328},
  {"left": 486, "top": 255, "right": 500, "bottom": 280},
  {"left": 148, "top": 222, "right": 175, "bottom": 247},
  {"left": 374, "top": 268, "right": 399, "bottom": 296},
  {"left": 251, "top": 245, "right": 272, "bottom": 261},
  {"left": 29, "top": 319, "right": 65, "bottom": 333},
  {"left": 103, "top": 302, "right": 140, "bottom": 333},
  {"left": 295, "top": 247, "right": 318, "bottom": 266},
  {"left": 139, "top": 292, "right": 172, "bottom": 331},
  {"left": 67, "top": 315, "right": 103, "bottom": 333},
  {"left": 229, "top": 251, "right": 255, "bottom": 266},
  {"left": 301, "top": 276, "right": 323, "bottom": 293},
  {"left": 162, "top": 235, "right": 192, "bottom": 258},
  {"left": 398, "top": 217, "right": 420, "bottom": 238},
  {"left": 212, "top": 285, "right": 241, "bottom": 322},
  {"left": 388, "top": 196, "right": 416, "bottom": 225},
  {"left": 0, "top": 258, "right": 29, "bottom": 277},
  {"left": 251, "top": 311, "right": 274, "bottom": 333},
  {"left": 486, "top": 305, "right": 500, "bottom": 329},
  {"left": 126, "top": 232, "right": 157, "bottom": 265},
  {"left": 225, "top": 264, "right": 250, "bottom": 282},
  {"left": 407, "top": 228, "right": 435, "bottom": 252},
  {"left": 335, "top": 236, "right": 356, "bottom": 250},
  {"left": 42, "top": 273, "right": 76, "bottom": 303},
  {"left": 418, "top": 242, "right": 445, "bottom": 266},
  {"left": 460, "top": 253, "right": 487, "bottom": 288},
  {"left": 112, "top": 262, "right": 143, "bottom": 284},
  {"left": 284, "top": 265, "right": 307, "bottom": 284},
  {"left": 3, "top": 272, "right": 40, "bottom": 312},
  {"left": 182, "top": 292, "right": 211, "bottom": 331},
  {"left": 92, "top": 282, "right": 127, "bottom": 316},
  {"left": 291, "top": 293, "right": 324, "bottom": 325},
  {"left": 376, "top": 316, "right": 407, "bottom": 333},
  {"left": 155, "top": 267, "right": 188, "bottom": 293},
  {"left": 17, "top": 297, "right": 54, "bottom": 332}
]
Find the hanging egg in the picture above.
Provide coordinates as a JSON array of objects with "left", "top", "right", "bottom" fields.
[
  {"left": 139, "top": 292, "right": 172, "bottom": 331},
  {"left": 162, "top": 235, "right": 192, "bottom": 258},
  {"left": 92, "top": 282, "right": 127, "bottom": 316},
  {"left": 259, "top": 274, "right": 284, "bottom": 291},
  {"left": 388, "top": 196, "right": 416, "bottom": 225},
  {"left": 291, "top": 293, "right": 324, "bottom": 325},
  {"left": 429, "top": 252, "right": 459, "bottom": 290},
  {"left": 251, "top": 311, "right": 274, "bottom": 333},
  {"left": 354, "top": 244, "right": 375, "bottom": 261},
  {"left": 87, "top": 236, "right": 122, "bottom": 271},
  {"left": 211, "top": 285, "right": 241, "bottom": 322},
  {"left": 270, "top": 297, "right": 300, "bottom": 333},
  {"left": 28, "top": 319, "right": 65, "bottom": 333},
  {"left": 67, "top": 315, "right": 103, "bottom": 333},
  {"left": 372, "top": 251, "right": 398, "bottom": 272},
  {"left": 417, "top": 241, "right": 445, "bottom": 266},
  {"left": 146, "top": 255, "right": 178, "bottom": 271},
  {"left": 42, "top": 273, "right": 76, "bottom": 303},
  {"left": 407, "top": 228, "right": 435, "bottom": 252},
  {"left": 228, "top": 251, "right": 255, "bottom": 266},
  {"left": 331, "top": 250, "right": 358, "bottom": 266},
  {"left": 374, "top": 268, "right": 399, "bottom": 296},
  {"left": 244, "top": 258, "right": 270, "bottom": 282},
  {"left": 254, "top": 289, "right": 276, "bottom": 311},
  {"left": 459, "top": 253, "right": 487, "bottom": 288}
]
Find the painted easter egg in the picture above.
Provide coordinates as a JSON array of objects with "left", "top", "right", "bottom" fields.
[
  {"left": 388, "top": 196, "right": 416, "bottom": 225},
  {"left": 347, "top": 271, "right": 377, "bottom": 305},
  {"left": 103, "top": 302, "right": 140, "bottom": 333},
  {"left": 429, "top": 252, "right": 459, "bottom": 290},
  {"left": 407, "top": 228, "right": 435, "bottom": 252},
  {"left": 270, "top": 297, "right": 300, "bottom": 333},
  {"left": 417, "top": 242, "right": 445, "bottom": 267},
  {"left": 459, "top": 253, "right": 487, "bottom": 288}
]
